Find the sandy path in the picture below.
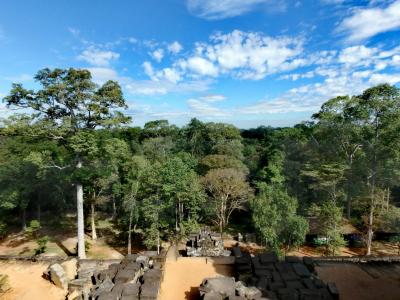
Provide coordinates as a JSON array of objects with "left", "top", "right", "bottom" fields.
[
  {"left": 0, "top": 261, "right": 66, "bottom": 300},
  {"left": 159, "top": 246, "right": 233, "bottom": 300},
  {"left": 316, "top": 263, "right": 400, "bottom": 300}
]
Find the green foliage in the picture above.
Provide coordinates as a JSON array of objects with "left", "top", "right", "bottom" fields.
[
  {"left": 251, "top": 183, "right": 308, "bottom": 253},
  {"left": 26, "top": 220, "right": 41, "bottom": 238},
  {"left": 309, "top": 202, "right": 346, "bottom": 255},
  {"left": 34, "top": 235, "right": 49, "bottom": 255}
]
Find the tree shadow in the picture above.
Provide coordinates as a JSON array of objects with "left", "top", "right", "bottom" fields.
[{"left": 54, "top": 239, "right": 75, "bottom": 256}]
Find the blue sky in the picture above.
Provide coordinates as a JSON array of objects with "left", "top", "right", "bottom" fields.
[{"left": 1, "top": 0, "right": 400, "bottom": 128}]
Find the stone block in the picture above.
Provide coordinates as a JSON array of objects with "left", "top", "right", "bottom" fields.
[
  {"left": 114, "top": 269, "right": 137, "bottom": 284},
  {"left": 285, "top": 280, "right": 304, "bottom": 290},
  {"left": 278, "top": 288, "right": 299, "bottom": 300},
  {"left": 327, "top": 282, "right": 339, "bottom": 299},
  {"left": 293, "top": 263, "right": 311, "bottom": 278},
  {"left": 285, "top": 256, "right": 302, "bottom": 263},
  {"left": 258, "top": 252, "right": 278, "bottom": 264},
  {"left": 201, "top": 277, "right": 236, "bottom": 298},
  {"left": 203, "top": 291, "right": 223, "bottom": 300},
  {"left": 232, "top": 246, "right": 243, "bottom": 258},
  {"left": 136, "top": 255, "right": 149, "bottom": 268},
  {"left": 48, "top": 263, "right": 68, "bottom": 290},
  {"left": 140, "top": 281, "right": 160, "bottom": 299},
  {"left": 61, "top": 258, "right": 78, "bottom": 281},
  {"left": 281, "top": 271, "right": 299, "bottom": 282},
  {"left": 121, "top": 282, "right": 140, "bottom": 297}
]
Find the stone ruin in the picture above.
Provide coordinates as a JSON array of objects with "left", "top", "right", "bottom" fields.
[
  {"left": 200, "top": 247, "right": 339, "bottom": 300},
  {"left": 46, "top": 251, "right": 164, "bottom": 300},
  {"left": 186, "top": 228, "right": 231, "bottom": 257}
]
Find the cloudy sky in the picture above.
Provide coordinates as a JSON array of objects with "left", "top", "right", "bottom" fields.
[{"left": 1, "top": 0, "right": 400, "bottom": 128}]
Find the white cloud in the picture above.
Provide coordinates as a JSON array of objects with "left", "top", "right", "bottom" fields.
[
  {"left": 184, "top": 56, "right": 219, "bottom": 77},
  {"left": 78, "top": 46, "right": 119, "bottom": 66},
  {"left": 175, "top": 30, "right": 304, "bottom": 80},
  {"left": 369, "top": 73, "right": 400, "bottom": 85},
  {"left": 338, "top": 0, "right": 400, "bottom": 42},
  {"left": 338, "top": 45, "right": 378, "bottom": 66},
  {"left": 186, "top": 0, "right": 286, "bottom": 20},
  {"left": 151, "top": 48, "right": 164, "bottom": 62},
  {"left": 199, "top": 94, "right": 226, "bottom": 102},
  {"left": 187, "top": 98, "right": 229, "bottom": 117},
  {"left": 143, "top": 61, "right": 182, "bottom": 83},
  {"left": 87, "top": 67, "right": 118, "bottom": 84},
  {"left": 168, "top": 41, "right": 183, "bottom": 54}
]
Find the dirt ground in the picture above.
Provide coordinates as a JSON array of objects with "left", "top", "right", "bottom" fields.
[
  {"left": 159, "top": 245, "right": 234, "bottom": 300},
  {"left": 0, "top": 261, "right": 66, "bottom": 300},
  {"left": 316, "top": 262, "right": 400, "bottom": 300},
  {"left": 0, "top": 232, "right": 123, "bottom": 260}
]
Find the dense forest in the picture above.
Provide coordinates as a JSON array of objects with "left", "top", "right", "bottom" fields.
[{"left": 1, "top": 68, "right": 399, "bottom": 258}]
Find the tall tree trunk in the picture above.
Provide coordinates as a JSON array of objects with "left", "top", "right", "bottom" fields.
[
  {"left": 91, "top": 203, "right": 97, "bottom": 240},
  {"left": 76, "top": 159, "right": 86, "bottom": 259},
  {"left": 22, "top": 208, "right": 26, "bottom": 231},
  {"left": 175, "top": 203, "right": 179, "bottom": 231},
  {"left": 37, "top": 204, "right": 41, "bottom": 223},
  {"left": 157, "top": 230, "right": 160, "bottom": 255},
  {"left": 112, "top": 197, "right": 116, "bottom": 220},
  {"left": 128, "top": 208, "right": 133, "bottom": 255},
  {"left": 366, "top": 206, "right": 374, "bottom": 256}
]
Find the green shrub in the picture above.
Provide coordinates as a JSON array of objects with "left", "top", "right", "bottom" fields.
[
  {"left": 26, "top": 220, "right": 41, "bottom": 238},
  {"left": 34, "top": 235, "right": 49, "bottom": 255}
]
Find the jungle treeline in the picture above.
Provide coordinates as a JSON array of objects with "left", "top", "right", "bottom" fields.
[{"left": 0, "top": 68, "right": 399, "bottom": 257}]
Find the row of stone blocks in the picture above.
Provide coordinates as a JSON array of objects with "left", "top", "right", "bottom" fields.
[
  {"left": 68, "top": 254, "right": 163, "bottom": 300},
  {"left": 232, "top": 247, "right": 339, "bottom": 300}
]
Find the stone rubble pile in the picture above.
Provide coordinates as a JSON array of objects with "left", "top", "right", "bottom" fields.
[
  {"left": 199, "top": 277, "right": 264, "bottom": 300},
  {"left": 186, "top": 229, "right": 231, "bottom": 257},
  {"left": 232, "top": 247, "right": 339, "bottom": 300},
  {"left": 47, "top": 252, "right": 164, "bottom": 300}
]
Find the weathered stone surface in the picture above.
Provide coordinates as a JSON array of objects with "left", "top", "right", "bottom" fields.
[
  {"left": 136, "top": 255, "right": 149, "bottom": 267},
  {"left": 232, "top": 247, "right": 243, "bottom": 258},
  {"left": 281, "top": 271, "right": 298, "bottom": 282},
  {"left": 48, "top": 263, "right": 68, "bottom": 290},
  {"left": 121, "top": 282, "right": 140, "bottom": 296},
  {"left": 278, "top": 288, "right": 299, "bottom": 300},
  {"left": 114, "top": 269, "right": 137, "bottom": 284},
  {"left": 68, "top": 278, "right": 91, "bottom": 291},
  {"left": 293, "top": 263, "right": 311, "bottom": 278},
  {"left": 91, "top": 276, "right": 114, "bottom": 298},
  {"left": 140, "top": 281, "right": 160, "bottom": 299},
  {"left": 200, "top": 277, "right": 236, "bottom": 297},
  {"left": 254, "top": 269, "right": 272, "bottom": 278},
  {"left": 203, "top": 291, "right": 223, "bottom": 300},
  {"left": 285, "top": 280, "right": 304, "bottom": 290},
  {"left": 143, "top": 268, "right": 162, "bottom": 281},
  {"left": 269, "top": 281, "right": 285, "bottom": 291},
  {"left": 327, "top": 282, "right": 339, "bottom": 298},
  {"left": 96, "top": 291, "right": 119, "bottom": 300},
  {"left": 258, "top": 252, "right": 278, "bottom": 264},
  {"left": 61, "top": 258, "right": 78, "bottom": 281},
  {"left": 285, "top": 256, "right": 302, "bottom": 263},
  {"left": 302, "top": 278, "right": 315, "bottom": 289},
  {"left": 272, "top": 271, "right": 282, "bottom": 282}
]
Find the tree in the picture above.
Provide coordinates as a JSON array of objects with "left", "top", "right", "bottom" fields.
[
  {"left": 202, "top": 168, "right": 251, "bottom": 235},
  {"left": 309, "top": 202, "right": 346, "bottom": 255},
  {"left": 3, "top": 68, "right": 129, "bottom": 258},
  {"left": 251, "top": 183, "right": 308, "bottom": 253},
  {"left": 313, "top": 96, "right": 363, "bottom": 218},
  {"left": 123, "top": 156, "right": 148, "bottom": 255},
  {"left": 350, "top": 84, "right": 400, "bottom": 255}
]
